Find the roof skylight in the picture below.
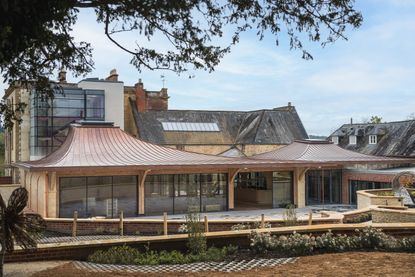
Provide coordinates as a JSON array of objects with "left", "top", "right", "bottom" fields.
[{"left": 161, "top": 122, "right": 220, "bottom": 132}]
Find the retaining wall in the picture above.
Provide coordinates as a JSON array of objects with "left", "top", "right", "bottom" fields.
[{"left": 6, "top": 223, "right": 415, "bottom": 263}]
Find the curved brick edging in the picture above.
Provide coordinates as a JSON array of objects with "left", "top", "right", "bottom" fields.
[
  {"left": 6, "top": 223, "right": 415, "bottom": 263},
  {"left": 73, "top": 257, "right": 298, "bottom": 273}
]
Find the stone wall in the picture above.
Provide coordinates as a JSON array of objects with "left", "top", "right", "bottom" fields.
[
  {"left": 372, "top": 208, "right": 415, "bottom": 223},
  {"left": 356, "top": 189, "right": 403, "bottom": 209}
]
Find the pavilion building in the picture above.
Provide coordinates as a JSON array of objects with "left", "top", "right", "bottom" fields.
[{"left": 14, "top": 122, "right": 412, "bottom": 218}]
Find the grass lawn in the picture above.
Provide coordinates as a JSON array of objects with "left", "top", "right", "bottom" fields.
[{"left": 31, "top": 252, "right": 415, "bottom": 277}]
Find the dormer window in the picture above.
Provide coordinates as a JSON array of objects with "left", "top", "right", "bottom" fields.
[
  {"left": 349, "top": 135, "right": 357, "bottom": 145},
  {"left": 369, "top": 135, "right": 377, "bottom": 145},
  {"left": 331, "top": 136, "right": 339, "bottom": 144}
]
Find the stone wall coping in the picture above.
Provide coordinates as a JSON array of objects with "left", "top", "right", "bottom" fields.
[
  {"left": 341, "top": 207, "right": 372, "bottom": 216},
  {"left": 373, "top": 207, "right": 415, "bottom": 215},
  {"left": 357, "top": 189, "right": 403, "bottom": 199}
]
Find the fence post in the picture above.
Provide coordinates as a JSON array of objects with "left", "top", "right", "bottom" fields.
[
  {"left": 163, "top": 212, "right": 168, "bottom": 236},
  {"left": 261, "top": 214, "right": 265, "bottom": 228},
  {"left": 119, "top": 210, "right": 124, "bottom": 236},
  {"left": 308, "top": 211, "right": 313, "bottom": 225},
  {"left": 204, "top": 215, "right": 209, "bottom": 233},
  {"left": 72, "top": 211, "right": 78, "bottom": 237}
]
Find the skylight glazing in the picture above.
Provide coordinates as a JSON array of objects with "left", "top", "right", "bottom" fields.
[{"left": 161, "top": 122, "right": 220, "bottom": 132}]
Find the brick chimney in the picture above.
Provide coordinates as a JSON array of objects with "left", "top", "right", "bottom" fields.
[
  {"left": 105, "top": 69, "right": 118, "bottom": 81},
  {"left": 134, "top": 79, "right": 169, "bottom": 112},
  {"left": 58, "top": 68, "right": 67, "bottom": 83},
  {"left": 135, "top": 79, "right": 146, "bottom": 112}
]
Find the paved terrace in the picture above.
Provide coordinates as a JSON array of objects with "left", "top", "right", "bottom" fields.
[{"left": 141, "top": 205, "right": 354, "bottom": 221}]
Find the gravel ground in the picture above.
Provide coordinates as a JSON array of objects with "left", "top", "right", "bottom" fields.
[{"left": 4, "top": 261, "right": 71, "bottom": 277}]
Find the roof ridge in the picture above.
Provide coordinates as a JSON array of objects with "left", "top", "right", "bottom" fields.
[{"left": 252, "top": 110, "right": 266, "bottom": 143}]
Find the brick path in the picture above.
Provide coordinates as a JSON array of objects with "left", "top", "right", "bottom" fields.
[{"left": 73, "top": 258, "right": 297, "bottom": 273}]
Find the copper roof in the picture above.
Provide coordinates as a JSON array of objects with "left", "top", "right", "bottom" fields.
[
  {"left": 253, "top": 140, "right": 412, "bottom": 164},
  {"left": 14, "top": 128, "right": 411, "bottom": 172},
  {"left": 14, "top": 125, "right": 300, "bottom": 171}
]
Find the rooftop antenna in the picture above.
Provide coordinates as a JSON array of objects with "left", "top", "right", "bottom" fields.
[{"left": 160, "top": 75, "right": 166, "bottom": 88}]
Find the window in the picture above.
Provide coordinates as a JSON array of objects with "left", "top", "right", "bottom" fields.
[
  {"left": 144, "top": 173, "right": 227, "bottom": 215},
  {"left": 235, "top": 172, "right": 267, "bottom": 190},
  {"left": 349, "top": 135, "right": 357, "bottom": 145},
  {"left": 331, "top": 136, "right": 339, "bottom": 144},
  {"left": 59, "top": 176, "right": 137, "bottom": 218},
  {"left": 30, "top": 88, "right": 105, "bottom": 158},
  {"left": 161, "top": 122, "right": 220, "bottom": 132},
  {"left": 369, "top": 135, "right": 377, "bottom": 144}
]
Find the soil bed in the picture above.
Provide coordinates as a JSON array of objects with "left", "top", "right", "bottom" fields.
[{"left": 32, "top": 252, "right": 415, "bottom": 277}]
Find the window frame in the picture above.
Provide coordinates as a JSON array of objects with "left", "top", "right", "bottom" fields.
[
  {"left": 369, "top": 135, "right": 377, "bottom": 145},
  {"left": 349, "top": 135, "right": 357, "bottom": 145}
]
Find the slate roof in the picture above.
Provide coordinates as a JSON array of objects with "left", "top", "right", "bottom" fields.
[
  {"left": 329, "top": 120, "right": 415, "bottom": 157},
  {"left": 253, "top": 140, "right": 412, "bottom": 164},
  {"left": 130, "top": 100, "right": 308, "bottom": 146}
]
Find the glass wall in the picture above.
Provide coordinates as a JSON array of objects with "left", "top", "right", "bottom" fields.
[
  {"left": 59, "top": 176, "right": 137, "bottom": 218},
  {"left": 349, "top": 180, "right": 391, "bottom": 205},
  {"left": 234, "top": 172, "right": 267, "bottom": 190},
  {"left": 30, "top": 88, "right": 105, "bottom": 158},
  {"left": 144, "top": 173, "right": 227, "bottom": 215},
  {"left": 272, "top": 171, "right": 293, "bottom": 208},
  {"left": 306, "top": 170, "right": 342, "bottom": 205}
]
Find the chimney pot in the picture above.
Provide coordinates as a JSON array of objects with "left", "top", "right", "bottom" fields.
[{"left": 105, "top": 68, "right": 118, "bottom": 81}]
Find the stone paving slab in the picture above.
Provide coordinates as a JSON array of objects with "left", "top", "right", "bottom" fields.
[{"left": 73, "top": 258, "right": 297, "bottom": 273}]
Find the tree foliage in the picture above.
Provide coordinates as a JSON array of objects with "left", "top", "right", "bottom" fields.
[
  {"left": 370, "top": 116, "right": 383, "bottom": 124},
  {"left": 0, "top": 0, "right": 363, "bottom": 128}
]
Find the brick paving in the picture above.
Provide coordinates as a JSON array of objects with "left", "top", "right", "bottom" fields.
[{"left": 73, "top": 258, "right": 297, "bottom": 273}]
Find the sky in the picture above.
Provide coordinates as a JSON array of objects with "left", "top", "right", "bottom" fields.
[{"left": 1, "top": 0, "right": 415, "bottom": 136}]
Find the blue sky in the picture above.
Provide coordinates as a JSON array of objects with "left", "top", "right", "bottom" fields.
[{"left": 2, "top": 0, "right": 415, "bottom": 135}]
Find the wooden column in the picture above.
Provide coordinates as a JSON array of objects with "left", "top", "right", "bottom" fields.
[
  {"left": 228, "top": 168, "right": 242, "bottom": 210},
  {"left": 138, "top": 170, "right": 150, "bottom": 215},
  {"left": 44, "top": 172, "right": 49, "bottom": 218},
  {"left": 295, "top": 167, "right": 309, "bottom": 208}
]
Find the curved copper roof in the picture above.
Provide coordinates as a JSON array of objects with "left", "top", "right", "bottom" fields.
[
  {"left": 15, "top": 128, "right": 411, "bottom": 172},
  {"left": 15, "top": 125, "right": 298, "bottom": 171},
  {"left": 253, "top": 140, "right": 411, "bottom": 164}
]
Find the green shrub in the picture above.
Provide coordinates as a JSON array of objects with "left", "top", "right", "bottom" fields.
[
  {"left": 354, "top": 227, "right": 391, "bottom": 249},
  {"left": 88, "top": 244, "right": 237, "bottom": 265},
  {"left": 153, "top": 250, "right": 188, "bottom": 265},
  {"left": 343, "top": 213, "right": 372, "bottom": 224},
  {"left": 231, "top": 222, "right": 271, "bottom": 231},
  {"left": 185, "top": 209, "right": 207, "bottom": 255},
  {"left": 249, "top": 227, "right": 403, "bottom": 256},
  {"left": 283, "top": 205, "right": 298, "bottom": 226},
  {"left": 88, "top": 245, "right": 139, "bottom": 264},
  {"left": 399, "top": 236, "right": 415, "bottom": 252}
]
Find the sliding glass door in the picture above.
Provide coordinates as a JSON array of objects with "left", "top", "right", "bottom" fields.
[{"left": 306, "top": 170, "right": 342, "bottom": 205}]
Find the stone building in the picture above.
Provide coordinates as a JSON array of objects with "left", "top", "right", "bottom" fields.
[
  {"left": 329, "top": 120, "right": 415, "bottom": 204},
  {"left": 123, "top": 80, "right": 308, "bottom": 157},
  {"left": 2, "top": 70, "right": 125, "bottom": 182}
]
